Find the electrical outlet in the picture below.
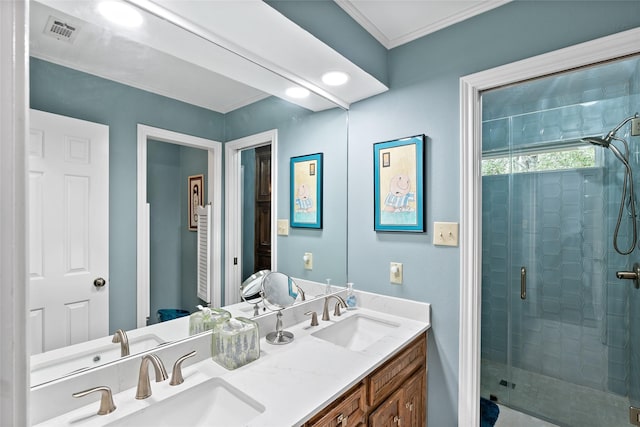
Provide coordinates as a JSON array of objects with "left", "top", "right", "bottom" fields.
[
  {"left": 390, "top": 262, "right": 403, "bottom": 284},
  {"left": 631, "top": 117, "right": 640, "bottom": 137},
  {"left": 433, "top": 222, "right": 459, "bottom": 246},
  {"left": 303, "top": 252, "right": 313, "bottom": 270}
]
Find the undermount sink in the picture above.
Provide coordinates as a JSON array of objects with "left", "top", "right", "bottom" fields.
[
  {"left": 30, "top": 334, "right": 165, "bottom": 385},
  {"left": 105, "top": 377, "right": 265, "bottom": 427},
  {"left": 312, "top": 314, "right": 400, "bottom": 351}
]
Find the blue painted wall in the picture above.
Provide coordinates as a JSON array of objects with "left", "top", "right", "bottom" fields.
[
  {"left": 147, "top": 140, "right": 182, "bottom": 323},
  {"left": 345, "top": 2, "right": 640, "bottom": 425},
  {"left": 30, "top": 57, "right": 225, "bottom": 333}
]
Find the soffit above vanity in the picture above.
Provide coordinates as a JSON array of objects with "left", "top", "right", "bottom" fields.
[
  {"left": 31, "top": 0, "right": 515, "bottom": 113},
  {"left": 30, "top": 0, "right": 389, "bottom": 112}
]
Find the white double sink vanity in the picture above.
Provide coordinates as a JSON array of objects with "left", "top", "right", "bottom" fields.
[{"left": 31, "top": 284, "right": 430, "bottom": 426}]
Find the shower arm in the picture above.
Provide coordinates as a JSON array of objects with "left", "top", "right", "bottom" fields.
[{"left": 606, "top": 113, "right": 639, "bottom": 141}]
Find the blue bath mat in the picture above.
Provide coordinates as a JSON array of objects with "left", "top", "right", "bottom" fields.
[{"left": 480, "top": 398, "right": 499, "bottom": 427}]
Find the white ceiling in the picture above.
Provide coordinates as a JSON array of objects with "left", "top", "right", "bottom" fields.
[
  {"left": 337, "top": 0, "right": 511, "bottom": 49},
  {"left": 30, "top": 0, "right": 510, "bottom": 114}
]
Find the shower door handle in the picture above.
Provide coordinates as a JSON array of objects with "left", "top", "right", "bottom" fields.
[{"left": 520, "top": 267, "right": 526, "bottom": 300}]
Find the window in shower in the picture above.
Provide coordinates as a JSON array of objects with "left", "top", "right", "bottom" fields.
[{"left": 482, "top": 145, "right": 596, "bottom": 176}]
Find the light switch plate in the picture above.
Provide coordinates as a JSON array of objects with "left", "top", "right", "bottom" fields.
[
  {"left": 304, "top": 252, "right": 313, "bottom": 270},
  {"left": 277, "top": 219, "right": 289, "bottom": 236},
  {"left": 433, "top": 222, "right": 459, "bottom": 246},
  {"left": 390, "top": 262, "right": 403, "bottom": 284}
]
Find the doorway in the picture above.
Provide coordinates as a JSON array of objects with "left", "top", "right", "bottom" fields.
[
  {"left": 136, "top": 124, "right": 222, "bottom": 327},
  {"left": 241, "top": 145, "right": 272, "bottom": 278},
  {"left": 459, "top": 28, "right": 640, "bottom": 425},
  {"left": 225, "top": 129, "right": 277, "bottom": 306},
  {"left": 480, "top": 55, "right": 639, "bottom": 426}
]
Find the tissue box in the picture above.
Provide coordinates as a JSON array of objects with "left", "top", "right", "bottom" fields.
[
  {"left": 189, "top": 307, "right": 231, "bottom": 335},
  {"left": 211, "top": 317, "right": 260, "bottom": 370}
]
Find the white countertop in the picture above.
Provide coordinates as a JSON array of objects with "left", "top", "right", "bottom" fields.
[{"left": 33, "top": 291, "right": 430, "bottom": 426}]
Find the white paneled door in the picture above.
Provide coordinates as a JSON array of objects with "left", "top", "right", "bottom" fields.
[{"left": 28, "top": 109, "right": 109, "bottom": 355}]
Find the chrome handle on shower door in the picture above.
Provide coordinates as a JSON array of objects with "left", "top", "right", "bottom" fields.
[{"left": 520, "top": 267, "right": 526, "bottom": 300}]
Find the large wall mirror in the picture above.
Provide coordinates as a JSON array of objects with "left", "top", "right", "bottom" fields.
[{"left": 28, "top": 0, "right": 348, "bottom": 387}]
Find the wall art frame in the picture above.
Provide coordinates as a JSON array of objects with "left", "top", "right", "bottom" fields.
[
  {"left": 373, "top": 134, "right": 426, "bottom": 232},
  {"left": 188, "top": 174, "right": 204, "bottom": 231},
  {"left": 290, "top": 153, "right": 323, "bottom": 229}
]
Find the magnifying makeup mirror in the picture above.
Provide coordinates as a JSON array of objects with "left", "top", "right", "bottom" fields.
[
  {"left": 240, "top": 270, "right": 270, "bottom": 316},
  {"left": 261, "top": 272, "right": 300, "bottom": 345}
]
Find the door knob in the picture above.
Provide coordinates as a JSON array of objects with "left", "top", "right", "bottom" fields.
[
  {"left": 94, "top": 277, "right": 106, "bottom": 288},
  {"left": 616, "top": 263, "right": 640, "bottom": 289}
]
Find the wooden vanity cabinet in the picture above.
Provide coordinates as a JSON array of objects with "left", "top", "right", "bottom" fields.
[
  {"left": 368, "top": 369, "right": 425, "bottom": 427},
  {"left": 305, "top": 382, "right": 367, "bottom": 427},
  {"left": 306, "top": 333, "right": 427, "bottom": 427}
]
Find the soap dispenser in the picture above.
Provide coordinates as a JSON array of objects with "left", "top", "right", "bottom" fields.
[{"left": 346, "top": 282, "right": 357, "bottom": 309}]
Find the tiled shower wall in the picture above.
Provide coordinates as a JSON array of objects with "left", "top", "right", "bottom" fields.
[{"left": 482, "top": 78, "right": 640, "bottom": 397}]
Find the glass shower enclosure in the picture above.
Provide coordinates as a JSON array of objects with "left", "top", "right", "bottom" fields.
[{"left": 480, "top": 55, "right": 640, "bottom": 426}]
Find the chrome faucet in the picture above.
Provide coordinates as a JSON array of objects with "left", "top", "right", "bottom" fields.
[
  {"left": 296, "top": 284, "right": 306, "bottom": 301},
  {"left": 322, "top": 295, "right": 347, "bottom": 321},
  {"left": 112, "top": 329, "right": 129, "bottom": 357},
  {"left": 72, "top": 386, "right": 116, "bottom": 415},
  {"left": 170, "top": 350, "right": 197, "bottom": 386},
  {"left": 136, "top": 354, "right": 168, "bottom": 399}
]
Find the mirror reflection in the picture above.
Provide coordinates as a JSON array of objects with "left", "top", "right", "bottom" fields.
[
  {"left": 28, "top": 0, "right": 347, "bottom": 387},
  {"left": 240, "top": 270, "right": 269, "bottom": 317}
]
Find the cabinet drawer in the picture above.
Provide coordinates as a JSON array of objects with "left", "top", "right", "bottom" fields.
[
  {"left": 306, "top": 383, "right": 367, "bottom": 427},
  {"left": 367, "top": 334, "right": 426, "bottom": 407}
]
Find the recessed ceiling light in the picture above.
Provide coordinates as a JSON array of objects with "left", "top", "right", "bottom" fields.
[
  {"left": 285, "top": 87, "right": 310, "bottom": 99},
  {"left": 98, "top": 1, "right": 143, "bottom": 28},
  {"left": 322, "top": 71, "right": 350, "bottom": 86}
]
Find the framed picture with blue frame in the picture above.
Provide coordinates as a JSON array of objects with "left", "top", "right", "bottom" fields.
[
  {"left": 373, "top": 135, "right": 426, "bottom": 232},
  {"left": 290, "top": 153, "right": 323, "bottom": 229}
]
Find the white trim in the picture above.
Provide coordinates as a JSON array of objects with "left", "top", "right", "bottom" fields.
[
  {"left": 0, "top": 0, "right": 29, "bottom": 424},
  {"left": 136, "top": 125, "right": 222, "bottom": 327},
  {"left": 335, "top": 0, "right": 510, "bottom": 50},
  {"left": 224, "top": 129, "right": 278, "bottom": 306},
  {"left": 459, "top": 27, "right": 640, "bottom": 426}
]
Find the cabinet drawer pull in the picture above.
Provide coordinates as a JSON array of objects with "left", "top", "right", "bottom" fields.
[
  {"left": 337, "top": 413, "right": 348, "bottom": 426},
  {"left": 393, "top": 415, "right": 402, "bottom": 425},
  {"left": 405, "top": 402, "right": 414, "bottom": 411}
]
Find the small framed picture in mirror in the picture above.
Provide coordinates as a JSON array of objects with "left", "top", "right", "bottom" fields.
[
  {"left": 188, "top": 174, "right": 204, "bottom": 231},
  {"left": 373, "top": 135, "right": 426, "bottom": 232},
  {"left": 290, "top": 153, "right": 323, "bottom": 229}
]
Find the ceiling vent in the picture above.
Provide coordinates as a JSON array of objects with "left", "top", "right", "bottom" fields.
[{"left": 44, "top": 16, "right": 80, "bottom": 43}]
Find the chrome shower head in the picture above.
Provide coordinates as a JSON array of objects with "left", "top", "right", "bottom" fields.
[{"left": 582, "top": 136, "right": 610, "bottom": 147}]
